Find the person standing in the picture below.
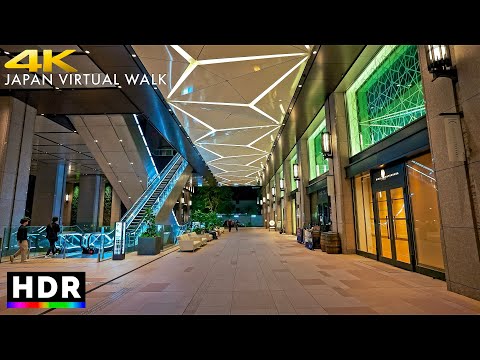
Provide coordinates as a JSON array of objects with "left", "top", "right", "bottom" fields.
[
  {"left": 10, "top": 217, "right": 30, "bottom": 263},
  {"left": 45, "top": 216, "right": 60, "bottom": 258},
  {"left": 228, "top": 219, "right": 232, "bottom": 232},
  {"left": 235, "top": 220, "right": 239, "bottom": 232}
]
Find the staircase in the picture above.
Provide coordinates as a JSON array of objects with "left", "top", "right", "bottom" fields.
[{"left": 120, "top": 154, "right": 187, "bottom": 249}]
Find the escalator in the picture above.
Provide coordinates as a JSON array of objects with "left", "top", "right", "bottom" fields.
[{"left": 120, "top": 153, "right": 189, "bottom": 250}]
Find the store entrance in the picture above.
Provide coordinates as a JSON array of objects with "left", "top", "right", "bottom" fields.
[
  {"left": 371, "top": 163, "right": 413, "bottom": 271},
  {"left": 375, "top": 187, "right": 412, "bottom": 269}
]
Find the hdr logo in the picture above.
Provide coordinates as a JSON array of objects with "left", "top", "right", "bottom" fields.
[
  {"left": 4, "top": 50, "right": 78, "bottom": 72},
  {"left": 7, "top": 272, "right": 86, "bottom": 309}
]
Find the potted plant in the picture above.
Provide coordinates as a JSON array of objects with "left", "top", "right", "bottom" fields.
[{"left": 138, "top": 207, "right": 163, "bottom": 255}]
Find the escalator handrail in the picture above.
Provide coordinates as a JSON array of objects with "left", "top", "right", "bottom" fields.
[{"left": 121, "top": 154, "right": 182, "bottom": 227}]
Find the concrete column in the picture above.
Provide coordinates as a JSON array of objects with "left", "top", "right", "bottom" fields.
[
  {"left": 97, "top": 179, "right": 106, "bottom": 227},
  {"left": 297, "top": 138, "right": 311, "bottom": 228},
  {"left": 283, "top": 158, "right": 293, "bottom": 235},
  {"left": 62, "top": 182, "right": 74, "bottom": 226},
  {"left": 110, "top": 188, "right": 122, "bottom": 226},
  {"left": 326, "top": 92, "right": 356, "bottom": 254},
  {"left": 275, "top": 171, "right": 281, "bottom": 231},
  {"left": 418, "top": 45, "right": 480, "bottom": 300},
  {"left": 31, "top": 162, "right": 67, "bottom": 226},
  {"left": 0, "top": 97, "right": 35, "bottom": 243},
  {"left": 76, "top": 174, "right": 102, "bottom": 229}
]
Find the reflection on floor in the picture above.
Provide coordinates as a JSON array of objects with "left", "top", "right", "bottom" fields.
[{"left": 1, "top": 228, "right": 479, "bottom": 315}]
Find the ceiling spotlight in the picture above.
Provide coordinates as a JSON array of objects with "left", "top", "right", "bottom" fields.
[
  {"left": 128, "top": 196, "right": 131, "bottom": 199},
  {"left": 313, "top": 50, "right": 317, "bottom": 54},
  {"left": 131, "top": 54, "right": 137, "bottom": 58},
  {"left": 74, "top": 131, "right": 77, "bottom": 133},
  {"left": 94, "top": 140, "right": 98, "bottom": 143},
  {"left": 139, "top": 180, "right": 143, "bottom": 183},
  {"left": 154, "top": 86, "right": 158, "bottom": 90},
  {"left": 117, "top": 85, "right": 122, "bottom": 89},
  {"left": 118, "top": 180, "right": 122, "bottom": 183},
  {"left": 55, "top": 87, "right": 60, "bottom": 90},
  {"left": 40, "top": 113, "right": 45, "bottom": 116},
  {"left": 108, "top": 162, "right": 112, "bottom": 165},
  {"left": 119, "top": 139, "right": 123, "bottom": 142},
  {"left": 168, "top": 109, "right": 173, "bottom": 112},
  {"left": 298, "top": 84, "right": 302, "bottom": 88},
  {"left": 4, "top": 51, "right": 10, "bottom": 55},
  {"left": 130, "top": 162, "right": 134, "bottom": 165},
  {"left": 85, "top": 50, "right": 90, "bottom": 54}
]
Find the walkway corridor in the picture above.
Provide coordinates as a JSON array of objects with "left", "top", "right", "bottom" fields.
[
  {"left": 1, "top": 229, "right": 479, "bottom": 315},
  {"left": 37, "top": 228, "right": 479, "bottom": 315}
]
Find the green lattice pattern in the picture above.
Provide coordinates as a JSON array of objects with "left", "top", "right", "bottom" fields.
[{"left": 347, "top": 45, "right": 426, "bottom": 154}]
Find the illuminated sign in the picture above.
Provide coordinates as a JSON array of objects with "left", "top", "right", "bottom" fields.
[
  {"left": 113, "top": 221, "right": 126, "bottom": 260},
  {"left": 375, "top": 170, "right": 399, "bottom": 182}
]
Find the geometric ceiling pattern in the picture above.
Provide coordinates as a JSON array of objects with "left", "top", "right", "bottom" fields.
[{"left": 133, "top": 45, "right": 312, "bottom": 185}]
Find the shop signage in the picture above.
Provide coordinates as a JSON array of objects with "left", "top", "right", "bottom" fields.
[
  {"left": 375, "top": 169, "right": 400, "bottom": 182},
  {"left": 113, "top": 221, "right": 126, "bottom": 260}
]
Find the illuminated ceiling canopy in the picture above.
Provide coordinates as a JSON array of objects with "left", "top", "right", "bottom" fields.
[{"left": 133, "top": 45, "right": 312, "bottom": 185}]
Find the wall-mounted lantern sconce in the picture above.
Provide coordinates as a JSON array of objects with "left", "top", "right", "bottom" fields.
[
  {"left": 322, "top": 131, "right": 333, "bottom": 158},
  {"left": 293, "top": 163, "right": 300, "bottom": 181},
  {"left": 271, "top": 186, "right": 276, "bottom": 198},
  {"left": 260, "top": 199, "right": 263, "bottom": 205},
  {"left": 279, "top": 178, "right": 285, "bottom": 192},
  {"left": 180, "top": 196, "right": 184, "bottom": 204},
  {"left": 188, "top": 200, "right": 192, "bottom": 206},
  {"left": 263, "top": 196, "right": 266, "bottom": 203},
  {"left": 65, "top": 194, "right": 69, "bottom": 202},
  {"left": 266, "top": 193, "right": 270, "bottom": 201},
  {"left": 425, "top": 45, "right": 457, "bottom": 81}
]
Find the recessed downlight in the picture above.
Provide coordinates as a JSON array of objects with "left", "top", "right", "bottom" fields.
[{"left": 85, "top": 50, "right": 90, "bottom": 54}]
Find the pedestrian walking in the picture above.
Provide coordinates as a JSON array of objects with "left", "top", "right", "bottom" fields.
[
  {"left": 235, "top": 220, "right": 239, "bottom": 232},
  {"left": 10, "top": 217, "right": 30, "bottom": 263},
  {"left": 45, "top": 216, "right": 60, "bottom": 258},
  {"left": 228, "top": 219, "right": 232, "bottom": 232}
]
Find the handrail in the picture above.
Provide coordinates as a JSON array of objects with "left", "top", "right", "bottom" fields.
[{"left": 121, "top": 154, "right": 182, "bottom": 227}]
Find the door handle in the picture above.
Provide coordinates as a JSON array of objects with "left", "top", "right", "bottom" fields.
[
  {"left": 386, "top": 216, "right": 389, "bottom": 239},
  {"left": 392, "top": 216, "right": 396, "bottom": 237}
]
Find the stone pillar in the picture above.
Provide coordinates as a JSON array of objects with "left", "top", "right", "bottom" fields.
[
  {"left": 275, "top": 171, "right": 281, "bottom": 231},
  {"left": 326, "top": 92, "right": 356, "bottom": 254},
  {"left": 418, "top": 45, "right": 480, "bottom": 300},
  {"left": 283, "top": 158, "right": 293, "bottom": 235},
  {"left": 76, "top": 174, "right": 102, "bottom": 229},
  {"left": 62, "top": 182, "right": 74, "bottom": 226},
  {"left": 97, "top": 179, "right": 106, "bottom": 227},
  {"left": 297, "top": 138, "right": 311, "bottom": 228},
  {"left": 110, "top": 188, "right": 122, "bottom": 226},
  {"left": 0, "top": 97, "right": 36, "bottom": 244},
  {"left": 31, "top": 162, "right": 67, "bottom": 226}
]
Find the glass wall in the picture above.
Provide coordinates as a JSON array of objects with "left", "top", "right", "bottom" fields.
[
  {"left": 346, "top": 45, "right": 426, "bottom": 155},
  {"left": 307, "top": 118, "right": 329, "bottom": 180},
  {"left": 354, "top": 173, "right": 376, "bottom": 254},
  {"left": 407, "top": 153, "right": 444, "bottom": 271}
]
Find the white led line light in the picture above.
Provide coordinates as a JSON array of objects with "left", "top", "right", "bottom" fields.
[
  {"left": 198, "top": 52, "right": 306, "bottom": 65},
  {"left": 134, "top": 114, "right": 159, "bottom": 175}
]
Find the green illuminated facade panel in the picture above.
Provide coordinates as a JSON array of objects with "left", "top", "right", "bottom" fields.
[
  {"left": 290, "top": 153, "right": 298, "bottom": 191},
  {"left": 346, "top": 45, "right": 426, "bottom": 155},
  {"left": 307, "top": 118, "right": 329, "bottom": 180}
]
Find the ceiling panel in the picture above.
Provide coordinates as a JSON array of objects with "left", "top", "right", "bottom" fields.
[
  {"left": 135, "top": 45, "right": 314, "bottom": 185},
  {"left": 132, "top": 45, "right": 189, "bottom": 63}
]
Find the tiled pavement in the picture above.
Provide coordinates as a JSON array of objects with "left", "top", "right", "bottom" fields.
[{"left": 1, "top": 228, "right": 480, "bottom": 315}]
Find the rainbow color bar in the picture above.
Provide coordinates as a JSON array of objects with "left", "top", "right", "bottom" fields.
[{"left": 7, "top": 302, "right": 85, "bottom": 309}]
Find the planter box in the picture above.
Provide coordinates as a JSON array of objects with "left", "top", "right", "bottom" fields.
[{"left": 138, "top": 236, "right": 163, "bottom": 255}]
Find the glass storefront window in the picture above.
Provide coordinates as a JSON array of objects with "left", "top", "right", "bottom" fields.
[
  {"left": 407, "top": 153, "right": 444, "bottom": 271},
  {"left": 354, "top": 173, "right": 376, "bottom": 254},
  {"left": 307, "top": 118, "right": 329, "bottom": 180},
  {"left": 346, "top": 45, "right": 426, "bottom": 156}
]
